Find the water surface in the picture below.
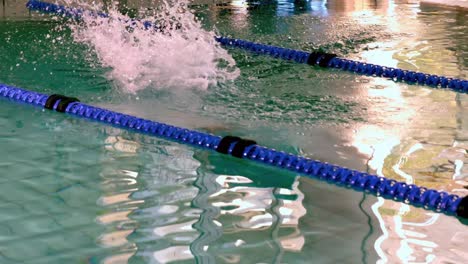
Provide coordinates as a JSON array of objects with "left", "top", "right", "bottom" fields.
[{"left": 0, "top": 0, "right": 467, "bottom": 263}]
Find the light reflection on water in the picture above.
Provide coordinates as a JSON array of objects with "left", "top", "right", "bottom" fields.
[
  {"left": 99, "top": 134, "right": 309, "bottom": 263},
  {"left": 352, "top": 43, "right": 467, "bottom": 263},
  {"left": 210, "top": 1, "right": 468, "bottom": 263},
  {"left": 0, "top": 0, "right": 467, "bottom": 263},
  {"left": 207, "top": 175, "right": 307, "bottom": 259}
]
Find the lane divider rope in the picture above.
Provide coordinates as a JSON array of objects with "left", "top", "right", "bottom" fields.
[
  {"left": 216, "top": 36, "right": 468, "bottom": 92},
  {"left": 1, "top": 83, "right": 467, "bottom": 220}
]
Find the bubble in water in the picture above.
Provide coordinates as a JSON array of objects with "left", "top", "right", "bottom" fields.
[{"left": 65, "top": 0, "right": 239, "bottom": 93}]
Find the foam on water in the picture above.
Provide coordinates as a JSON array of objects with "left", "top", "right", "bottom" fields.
[{"left": 66, "top": 0, "right": 239, "bottom": 92}]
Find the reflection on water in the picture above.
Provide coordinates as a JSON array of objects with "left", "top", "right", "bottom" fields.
[
  {"left": 351, "top": 35, "right": 467, "bottom": 263},
  {"left": 0, "top": 0, "right": 468, "bottom": 264},
  {"left": 99, "top": 134, "right": 309, "bottom": 263},
  {"left": 209, "top": 1, "right": 467, "bottom": 263},
  {"left": 206, "top": 175, "right": 306, "bottom": 262},
  {"left": 95, "top": 132, "right": 374, "bottom": 263}
]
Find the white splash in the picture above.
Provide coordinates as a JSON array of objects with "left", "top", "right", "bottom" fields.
[{"left": 67, "top": 0, "right": 239, "bottom": 92}]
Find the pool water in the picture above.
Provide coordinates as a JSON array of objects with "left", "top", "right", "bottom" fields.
[{"left": 0, "top": 0, "right": 467, "bottom": 263}]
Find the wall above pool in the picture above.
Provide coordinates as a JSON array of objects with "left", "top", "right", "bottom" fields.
[{"left": 421, "top": 0, "right": 468, "bottom": 8}]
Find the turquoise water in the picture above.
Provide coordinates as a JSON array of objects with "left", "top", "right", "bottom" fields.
[{"left": 0, "top": 0, "right": 468, "bottom": 263}]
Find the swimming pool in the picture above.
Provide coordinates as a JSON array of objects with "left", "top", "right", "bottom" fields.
[{"left": 0, "top": 0, "right": 467, "bottom": 263}]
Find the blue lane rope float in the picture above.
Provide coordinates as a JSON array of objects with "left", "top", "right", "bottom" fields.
[
  {"left": 26, "top": 0, "right": 108, "bottom": 19},
  {"left": 215, "top": 36, "right": 468, "bottom": 92},
  {"left": 26, "top": 0, "right": 468, "bottom": 92},
  {"left": 26, "top": 0, "right": 162, "bottom": 30},
  {"left": 1, "top": 83, "right": 467, "bottom": 220}
]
